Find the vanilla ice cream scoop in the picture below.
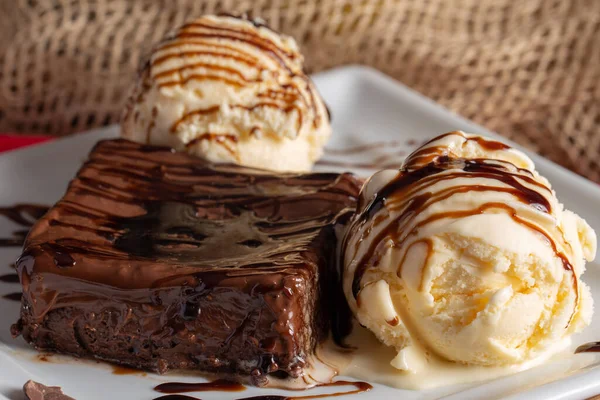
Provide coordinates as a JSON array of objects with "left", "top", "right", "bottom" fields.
[
  {"left": 343, "top": 131, "right": 596, "bottom": 371},
  {"left": 121, "top": 15, "right": 331, "bottom": 172}
]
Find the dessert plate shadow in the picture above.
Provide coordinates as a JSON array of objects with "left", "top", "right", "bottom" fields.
[{"left": 1, "top": 65, "right": 600, "bottom": 400}]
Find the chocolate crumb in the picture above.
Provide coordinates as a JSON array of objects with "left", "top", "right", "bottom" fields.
[{"left": 23, "top": 380, "right": 75, "bottom": 400}]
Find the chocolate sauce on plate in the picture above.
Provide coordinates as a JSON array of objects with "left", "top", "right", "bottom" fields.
[
  {"left": 0, "top": 204, "right": 48, "bottom": 247},
  {"left": 3, "top": 292, "right": 22, "bottom": 302},
  {"left": 1, "top": 205, "right": 47, "bottom": 303},
  {"left": 152, "top": 381, "right": 372, "bottom": 400},
  {"left": 575, "top": 342, "right": 600, "bottom": 353},
  {"left": 0, "top": 273, "right": 19, "bottom": 283},
  {"left": 0, "top": 204, "right": 49, "bottom": 226},
  {"left": 112, "top": 365, "right": 146, "bottom": 375},
  {"left": 0, "top": 238, "right": 24, "bottom": 247},
  {"left": 155, "top": 379, "right": 246, "bottom": 393},
  {"left": 236, "top": 381, "right": 372, "bottom": 399}
]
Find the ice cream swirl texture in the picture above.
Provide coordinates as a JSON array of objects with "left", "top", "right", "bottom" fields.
[
  {"left": 343, "top": 131, "right": 596, "bottom": 370},
  {"left": 121, "top": 14, "right": 331, "bottom": 172}
]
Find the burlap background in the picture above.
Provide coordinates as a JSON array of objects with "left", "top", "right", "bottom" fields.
[{"left": 0, "top": 0, "right": 599, "bottom": 181}]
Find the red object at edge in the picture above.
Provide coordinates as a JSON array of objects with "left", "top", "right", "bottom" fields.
[{"left": 0, "top": 134, "right": 54, "bottom": 153}]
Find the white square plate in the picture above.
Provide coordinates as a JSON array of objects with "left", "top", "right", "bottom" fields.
[{"left": 2, "top": 66, "right": 600, "bottom": 400}]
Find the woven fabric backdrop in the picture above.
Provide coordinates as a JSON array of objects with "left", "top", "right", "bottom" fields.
[{"left": 1, "top": 0, "right": 599, "bottom": 181}]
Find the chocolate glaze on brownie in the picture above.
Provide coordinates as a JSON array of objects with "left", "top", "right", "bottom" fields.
[{"left": 12, "top": 139, "right": 360, "bottom": 386}]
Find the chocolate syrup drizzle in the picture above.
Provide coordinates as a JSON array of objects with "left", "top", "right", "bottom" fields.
[
  {"left": 20, "top": 139, "right": 358, "bottom": 272},
  {"left": 155, "top": 379, "right": 245, "bottom": 393},
  {"left": 0, "top": 204, "right": 49, "bottom": 247},
  {"left": 111, "top": 364, "right": 147, "bottom": 375},
  {"left": 575, "top": 342, "right": 600, "bottom": 353},
  {"left": 0, "top": 204, "right": 49, "bottom": 226},
  {"left": 129, "top": 14, "right": 327, "bottom": 155},
  {"left": 0, "top": 273, "right": 19, "bottom": 283},
  {"left": 0, "top": 237, "right": 24, "bottom": 247},
  {"left": 1, "top": 204, "right": 48, "bottom": 302},
  {"left": 3, "top": 292, "right": 22, "bottom": 302},
  {"left": 403, "top": 131, "right": 510, "bottom": 167},
  {"left": 152, "top": 380, "right": 372, "bottom": 400},
  {"left": 344, "top": 131, "right": 578, "bottom": 325}
]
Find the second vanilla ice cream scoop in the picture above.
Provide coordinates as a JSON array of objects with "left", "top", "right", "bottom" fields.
[
  {"left": 121, "top": 14, "right": 331, "bottom": 172},
  {"left": 343, "top": 131, "right": 596, "bottom": 372}
]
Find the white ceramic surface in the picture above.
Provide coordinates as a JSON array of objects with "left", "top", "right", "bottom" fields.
[{"left": 1, "top": 65, "right": 600, "bottom": 400}]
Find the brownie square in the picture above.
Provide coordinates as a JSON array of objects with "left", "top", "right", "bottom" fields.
[{"left": 12, "top": 139, "right": 360, "bottom": 386}]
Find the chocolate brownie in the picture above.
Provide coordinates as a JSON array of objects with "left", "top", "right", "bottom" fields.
[{"left": 11, "top": 139, "right": 360, "bottom": 386}]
